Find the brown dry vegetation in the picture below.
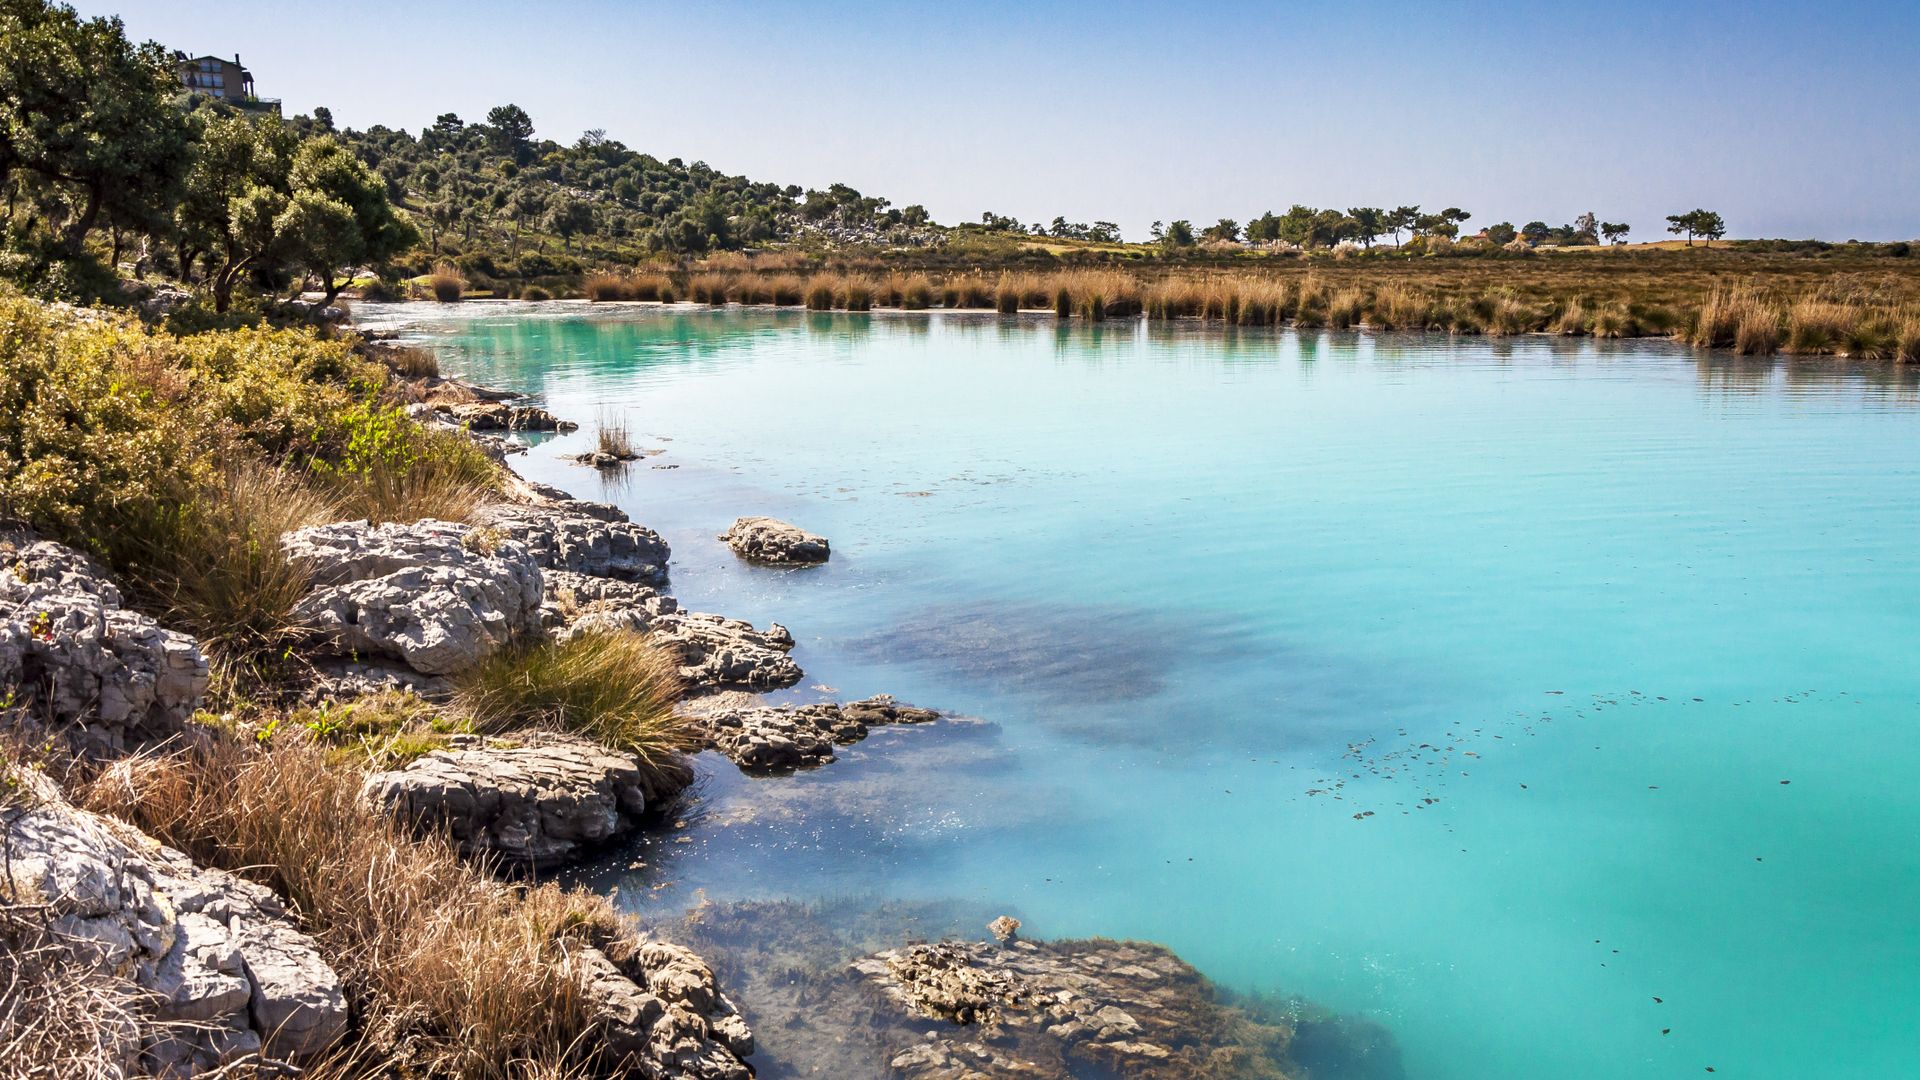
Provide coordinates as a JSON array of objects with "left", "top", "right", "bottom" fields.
[
  {"left": 565, "top": 252, "right": 1920, "bottom": 360},
  {"left": 78, "top": 735, "right": 633, "bottom": 1079}
]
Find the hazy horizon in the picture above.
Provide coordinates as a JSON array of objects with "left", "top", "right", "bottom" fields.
[{"left": 98, "top": 0, "right": 1920, "bottom": 242}]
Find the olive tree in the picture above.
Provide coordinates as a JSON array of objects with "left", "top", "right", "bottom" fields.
[{"left": 0, "top": 0, "right": 190, "bottom": 262}]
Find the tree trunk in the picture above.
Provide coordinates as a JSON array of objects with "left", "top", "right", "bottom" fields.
[{"left": 61, "top": 180, "right": 103, "bottom": 259}]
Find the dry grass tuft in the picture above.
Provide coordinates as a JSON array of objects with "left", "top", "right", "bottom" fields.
[
  {"left": 78, "top": 736, "right": 630, "bottom": 1078},
  {"left": 1552, "top": 299, "right": 1590, "bottom": 336},
  {"left": 453, "top": 630, "right": 693, "bottom": 790},
  {"left": 594, "top": 412, "right": 634, "bottom": 458},
  {"left": 689, "top": 273, "right": 733, "bottom": 306},
  {"left": 134, "top": 461, "right": 341, "bottom": 670},
  {"left": 1485, "top": 293, "right": 1536, "bottom": 336},
  {"left": 374, "top": 343, "right": 440, "bottom": 378},
  {"left": 1785, "top": 299, "right": 1857, "bottom": 355},
  {"left": 583, "top": 273, "right": 626, "bottom": 302},
  {"left": 429, "top": 263, "right": 466, "bottom": 303}
]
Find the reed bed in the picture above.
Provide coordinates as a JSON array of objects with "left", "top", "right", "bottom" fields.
[
  {"left": 689, "top": 273, "right": 733, "bottom": 306},
  {"left": 561, "top": 262, "right": 1919, "bottom": 360}
]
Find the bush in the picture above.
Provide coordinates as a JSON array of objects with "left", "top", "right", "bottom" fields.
[
  {"left": 310, "top": 400, "right": 498, "bottom": 523},
  {"left": 521, "top": 285, "right": 553, "bottom": 302},
  {"left": 429, "top": 263, "right": 466, "bottom": 303},
  {"left": 0, "top": 296, "right": 500, "bottom": 672},
  {"left": 453, "top": 630, "right": 692, "bottom": 792}
]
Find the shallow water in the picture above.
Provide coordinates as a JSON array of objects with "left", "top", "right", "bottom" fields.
[{"left": 361, "top": 303, "right": 1920, "bottom": 1079}]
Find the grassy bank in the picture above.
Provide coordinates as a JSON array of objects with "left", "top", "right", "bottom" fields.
[{"left": 544, "top": 254, "right": 1920, "bottom": 360}]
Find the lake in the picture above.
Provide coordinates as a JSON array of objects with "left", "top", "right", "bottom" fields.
[{"left": 359, "top": 302, "right": 1920, "bottom": 1080}]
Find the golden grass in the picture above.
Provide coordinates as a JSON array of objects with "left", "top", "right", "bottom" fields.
[
  {"left": 585, "top": 272, "right": 671, "bottom": 302},
  {"left": 429, "top": 263, "right": 466, "bottom": 303},
  {"left": 79, "top": 736, "right": 630, "bottom": 1079},
  {"left": 1785, "top": 299, "right": 1856, "bottom": 355},
  {"left": 689, "top": 273, "right": 732, "bottom": 306},
  {"left": 452, "top": 629, "right": 693, "bottom": 792},
  {"left": 564, "top": 258, "right": 1920, "bottom": 359},
  {"left": 1898, "top": 311, "right": 1920, "bottom": 363},
  {"left": 594, "top": 411, "right": 634, "bottom": 458},
  {"left": 1368, "top": 285, "right": 1434, "bottom": 331},
  {"left": 373, "top": 343, "right": 441, "bottom": 378},
  {"left": 135, "top": 462, "right": 339, "bottom": 671}
]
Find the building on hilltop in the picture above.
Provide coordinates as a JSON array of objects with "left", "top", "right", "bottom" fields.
[{"left": 174, "top": 52, "right": 280, "bottom": 114}]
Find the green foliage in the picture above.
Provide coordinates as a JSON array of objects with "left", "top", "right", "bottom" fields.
[
  {"left": 0, "top": 293, "right": 499, "bottom": 667},
  {"left": 0, "top": 0, "right": 192, "bottom": 261},
  {"left": 1665, "top": 209, "right": 1728, "bottom": 247},
  {"left": 309, "top": 399, "right": 498, "bottom": 522}
]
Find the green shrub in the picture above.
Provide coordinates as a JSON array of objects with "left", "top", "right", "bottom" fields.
[
  {"left": 0, "top": 294, "right": 500, "bottom": 674},
  {"left": 311, "top": 400, "right": 498, "bottom": 523}
]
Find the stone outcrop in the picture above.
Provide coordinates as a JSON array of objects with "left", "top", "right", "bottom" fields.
[
  {"left": 691, "top": 695, "right": 941, "bottom": 771},
  {"left": 438, "top": 401, "right": 577, "bottom": 432},
  {"left": 0, "top": 533, "right": 209, "bottom": 755},
  {"left": 1, "top": 770, "right": 347, "bottom": 1074},
  {"left": 586, "top": 939, "right": 755, "bottom": 1079},
  {"left": 651, "top": 611, "right": 802, "bottom": 692},
  {"left": 283, "top": 519, "right": 543, "bottom": 676},
  {"left": 718, "top": 517, "right": 830, "bottom": 565},
  {"left": 474, "top": 504, "right": 671, "bottom": 587},
  {"left": 361, "top": 733, "right": 674, "bottom": 867},
  {"left": 539, "top": 569, "right": 679, "bottom": 632}
]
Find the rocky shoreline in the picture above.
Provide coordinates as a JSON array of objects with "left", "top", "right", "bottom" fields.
[{"left": 0, "top": 325, "right": 1401, "bottom": 1078}]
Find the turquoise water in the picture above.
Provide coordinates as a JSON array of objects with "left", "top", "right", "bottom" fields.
[{"left": 364, "top": 304, "right": 1920, "bottom": 1079}]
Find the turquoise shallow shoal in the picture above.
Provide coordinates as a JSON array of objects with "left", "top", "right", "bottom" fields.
[{"left": 361, "top": 304, "right": 1920, "bottom": 1080}]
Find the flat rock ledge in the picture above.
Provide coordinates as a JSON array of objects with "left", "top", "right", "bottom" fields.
[
  {"left": 435, "top": 400, "right": 577, "bottom": 432},
  {"left": 691, "top": 695, "right": 941, "bottom": 771},
  {"left": 0, "top": 532, "right": 209, "bottom": 756},
  {"left": 651, "top": 611, "right": 802, "bottom": 692},
  {"left": 718, "top": 517, "right": 830, "bottom": 565},
  {"left": 284, "top": 519, "right": 544, "bottom": 676},
  {"left": 3, "top": 769, "right": 348, "bottom": 1073},
  {"left": 361, "top": 732, "right": 677, "bottom": 868},
  {"left": 475, "top": 503, "right": 671, "bottom": 587}
]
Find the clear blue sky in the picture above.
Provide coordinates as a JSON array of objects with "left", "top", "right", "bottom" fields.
[{"left": 99, "top": 0, "right": 1920, "bottom": 241}]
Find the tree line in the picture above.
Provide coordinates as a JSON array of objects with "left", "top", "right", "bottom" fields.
[{"left": 0, "top": 0, "right": 417, "bottom": 310}]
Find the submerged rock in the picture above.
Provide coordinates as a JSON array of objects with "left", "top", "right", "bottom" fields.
[
  {"left": 474, "top": 503, "right": 671, "bottom": 586},
  {"left": 2, "top": 769, "right": 348, "bottom": 1072},
  {"left": 284, "top": 519, "right": 544, "bottom": 676},
  {"left": 690, "top": 694, "right": 942, "bottom": 771},
  {"left": 718, "top": 517, "right": 831, "bottom": 565},
  {"left": 362, "top": 732, "right": 678, "bottom": 867},
  {"left": 669, "top": 899, "right": 1406, "bottom": 1080},
  {"left": 0, "top": 533, "right": 209, "bottom": 755}
]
